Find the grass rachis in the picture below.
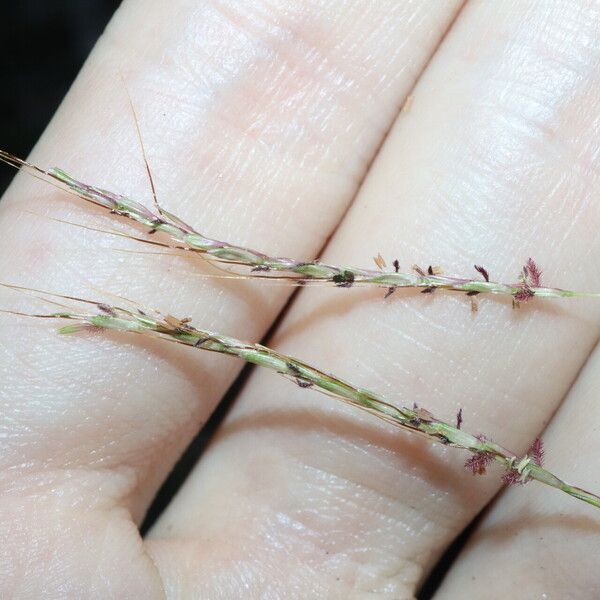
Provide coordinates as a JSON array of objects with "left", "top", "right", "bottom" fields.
[
  {"left": 1, "top": 150, "right": 599, "bottom": 307},
  {"left": 2, "top": 283, "right": 600, "bottom": 510}
]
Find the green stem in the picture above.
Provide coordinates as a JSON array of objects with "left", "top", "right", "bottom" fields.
[
  {"left": 43, "top": 301, "right": 599, "bottom": 511},
  {"left": 2, "top": 150, "right": 599, "bottom": 303}
]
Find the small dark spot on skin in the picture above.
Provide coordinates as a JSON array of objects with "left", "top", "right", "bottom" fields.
[
  {"left": 384, "top": 286, "right": 395, "bottom": 299},
  {"left": 296, "top": 379, "right": 312, "bottom": 388},
  {"left": 466, "top": 290, "right": 480, "bottom": 296},
  {"left": 421, "top": 287, "right": 435, "bottom": 294},
  {"left": 438, "top": 435, "right": 451, "bottom": 445}
]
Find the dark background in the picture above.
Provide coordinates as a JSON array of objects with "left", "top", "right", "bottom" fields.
[{"left": 0, "top": 1, "right": 121, "bottom": 195}]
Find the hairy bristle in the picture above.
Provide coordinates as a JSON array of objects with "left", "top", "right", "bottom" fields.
[
  {"left": 4, "top": 283, "right": 600, "bottom": 511},
  {"left": 501, "top": 469, "right": 523, "bottom": 486},
  {"left": 523, "top": 257, "right": 542, "bottom": 287},
  {"left": 528, "top": 437, "right": 544, "bottom": 466},
  {"left": 456, "top": 407, "right": 463, "bottom": 430},
  {"left": 514, "top": 287, "right": 535, "bottom": 302},
  {"left": 465, "top": 452, "right": 493, "bottom": 476}
]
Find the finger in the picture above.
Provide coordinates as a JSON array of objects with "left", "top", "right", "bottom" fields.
[
  {"left": 0, "top": 0, "right": 464, "bottom": 596},
  {"left": 434, "top": 340, "right": 600, "bottom": 599},
  {"left": 145, "top": 1, "right": 600, "bottom": 597}
]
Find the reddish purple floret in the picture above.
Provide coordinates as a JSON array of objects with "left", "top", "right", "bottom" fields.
[
  {"left": 501, "top": 470, "right": 523, "bottom": 486},
  {"left": 502, "top": 437, "right": 544, "bottom": 486},
  {"left": 528, "top": 437, "right": 544, "bottom": 466},
  {"left": 474, "top": 264, "right": 489, "bottom": 282},
  {"left": 465, "top": 451, "right": 493, "bottom": 476},
  {"left": 523, "top": 258, "right": 542, "bottom": 288},
  {"left": 514, "top": 287, "right": 535, "bottom": 302},
  {"left": 514, "top": 258, "right": 543, "bottom": 303}
]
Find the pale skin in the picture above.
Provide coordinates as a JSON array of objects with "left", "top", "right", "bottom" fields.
[{"left": 1, "top": 1, "right": 599, "bottom": 598}]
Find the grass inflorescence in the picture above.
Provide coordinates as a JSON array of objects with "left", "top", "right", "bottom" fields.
[
  {"left": 1, "top": 150, "right": 599, "bottom": 306},
  {"left": 2, "top": 148, "right": 599, "bottom": 514},
  {"left": 3, "top": 284, "right": 599, "bottom": 510}
]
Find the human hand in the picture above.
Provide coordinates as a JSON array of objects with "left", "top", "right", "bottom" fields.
[{"left": 1, "top": 1, "right": 599, "bottom": 598}]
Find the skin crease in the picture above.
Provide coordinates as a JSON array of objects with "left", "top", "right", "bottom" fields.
[
  {"left": 436, "top": 341, "right": 600, "bottom": 598},
  {"left": 0, "top": 2, "right": 598, "bottom": 600},
  {"left": 145, "top": 1, "right": 600, "bottom": 599},
  {"left": 0, "top": 0, "right": 465, "bottom": 598}
]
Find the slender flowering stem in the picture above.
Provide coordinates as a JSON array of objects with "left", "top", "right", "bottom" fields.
[
  {"left": 5, "top": 286, "right": 599, "bottom": 510},
  {"left": 1, "top": 151, "right": 599, "bottom": 304}
]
